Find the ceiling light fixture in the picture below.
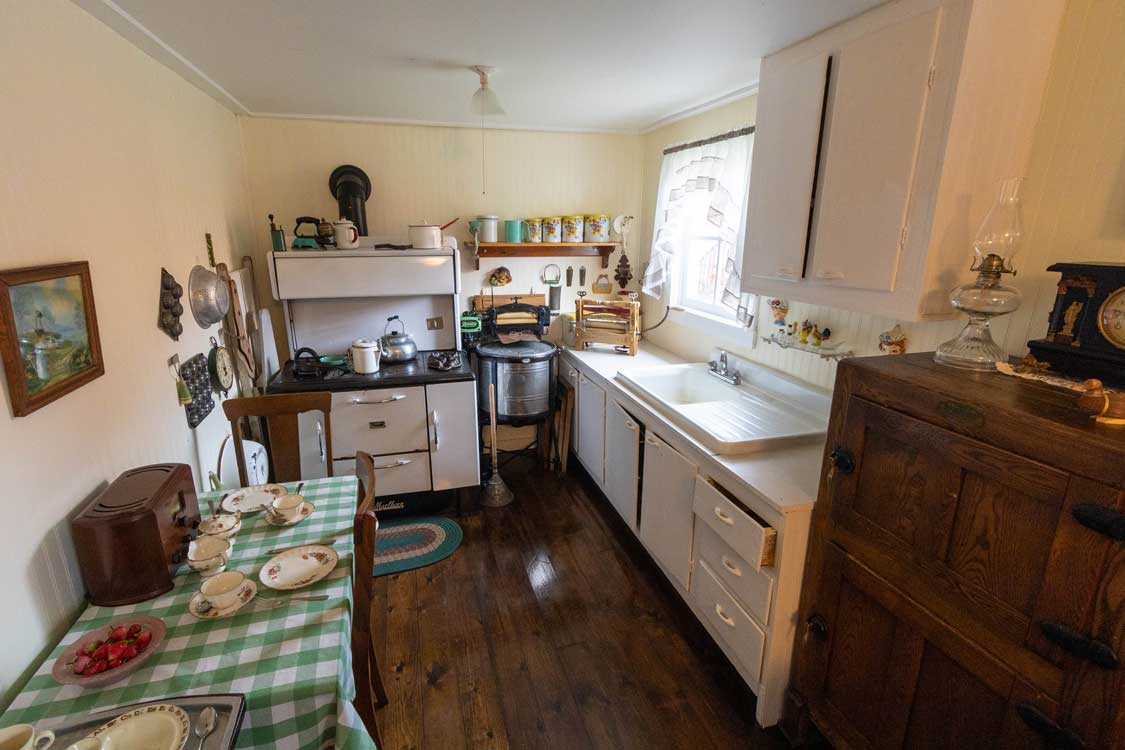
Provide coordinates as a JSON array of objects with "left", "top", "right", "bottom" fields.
[{"left": 469, "top": 65, "right": 503, "bottom": 196}]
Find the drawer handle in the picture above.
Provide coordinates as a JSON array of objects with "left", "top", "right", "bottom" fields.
[
  {"left": 351, "top": 394, "right": 406, "bottom": 405},
  {"left": 827, "top": 446, "right": 855, "bottom": 479},
  {"left": 1016, "top": 703, "right": 1087, "bottom": 750},
  {"left": 624, "top": 420, "right": 637, "bottom": 431},
  {"left": 1039, "top": 620, "right": 1119, "bottom": 670},
  {"left": 715, "top": 604, "right": 736, "bottom": 628},
  {"left": 815, "top": 270, "right": 845, "bottom": 281},
  {"left": 720, "top": 556, "right": 743, "bottom": 577},
  {"left": 430, "top": 410, "right": 440, "bottom": 450},
  {"left": 374, "top": 459, "right": 412, "bottom": 471},
  {"left": 1072, "top": 503, "right": 1125, "bottom": 542},
  {"left": 368, "top": 420, "right": 386, "bottom": 429},
  {"left": 714, "top": 507, "right": 736, "bottom": 526}
]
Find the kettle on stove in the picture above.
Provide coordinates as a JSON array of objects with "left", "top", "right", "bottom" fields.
[{"left": 379, "top": 316, "right": 417, "bottom": 363}]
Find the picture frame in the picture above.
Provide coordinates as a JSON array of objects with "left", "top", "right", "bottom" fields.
[{"left": 0, "top": 261, "right": 104, "bottom": 417}]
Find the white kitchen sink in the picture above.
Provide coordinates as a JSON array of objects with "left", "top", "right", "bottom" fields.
[{"left": 615, "top": 362, "right": 830, "bottom": 455}]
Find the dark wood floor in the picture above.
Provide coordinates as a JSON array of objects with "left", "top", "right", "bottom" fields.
[{"left": 370, "top": 455, "right": 791, "bottom": 749}]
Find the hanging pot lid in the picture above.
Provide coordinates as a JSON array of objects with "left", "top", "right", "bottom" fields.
[{"left": 188, "top": 265, "right": 230, "bottom": 329}]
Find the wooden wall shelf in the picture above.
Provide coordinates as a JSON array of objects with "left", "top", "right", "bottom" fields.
[{"left": 474, "top": 242, "right": 620, "bottom": 269}]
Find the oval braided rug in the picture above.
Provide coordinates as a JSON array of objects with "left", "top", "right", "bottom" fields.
[{"left": 372, "top": 516, "right": 463, "bottom": 577}]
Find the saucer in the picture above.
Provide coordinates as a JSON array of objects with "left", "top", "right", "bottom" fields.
[
  {"left": 188, "top": 581, "right": 257, "bottom": 619},
  {"left": 264, "top": 501, "right": 315, "bottom": 527},
  {"left": 221, "top": 484, "right": 286, "bottom": 514},
  {"left": 260, "top": 545, "right": 338, "bottom": 591}
]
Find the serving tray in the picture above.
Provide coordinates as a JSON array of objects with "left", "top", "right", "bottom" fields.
[{"left": 37, "top": 693, "right": 245, "bottom": 750}]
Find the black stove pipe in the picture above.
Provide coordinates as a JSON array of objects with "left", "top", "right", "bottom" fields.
[{"left": 329, "top": 165, "right": 372, "bottom": 236}]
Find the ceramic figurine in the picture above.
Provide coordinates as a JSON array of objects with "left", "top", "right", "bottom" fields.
[
  {"left": 822, "top": 327, "right": 832, "bottom": 343},
  {"left": 810, "top": 325, "right": 822, "bottom": 346},
  {"left": 799, "top": 320, "right": 812, "bottom": 345},
  {"left": 879, "top": 324, "right": 908, "bottom": 355},
  {"left": 769, "top": 298, "right": 789, "bottom": 327}
]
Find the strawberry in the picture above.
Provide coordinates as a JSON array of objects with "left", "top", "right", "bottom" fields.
[
  {"left": 92, "top": 659, "right": 108, "bottom": 674},
  {"left": 81, "top": 662, "right": 100, "bottom": 677},
  {"left": 83, "top": 639, "right": 102, "bottom": 656},
  {"left": 121, "top": 644, "right": 138, "bottom": 661},
  {"left": 127, "top": 624, "right": 142, "bottom": 638},
  {"left": 135, "top": 631, "right": 153, "bottom": 651},
  {"left": 106, "top": 659, "right": 121, "bottom": 671},
  {"left": 108, "top": 626, "right": 128, "bottom": 642},
  {"left": 91, "top": 643, "right": 108, "bottom": 660},
  {"left": 106, "top": 642, "right": 126, "bottom": 662},
  {"left": 73, "top": 654, "right": 92, "bottom": 675}
]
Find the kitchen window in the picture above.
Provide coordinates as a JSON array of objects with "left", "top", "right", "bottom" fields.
[{"left": 642, "top": 127, "right": 755, "bottom": 325}]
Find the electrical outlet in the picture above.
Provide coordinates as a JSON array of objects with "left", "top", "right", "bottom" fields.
[{"left": 426, "top": 316, "right": 444, "bottom": 331}]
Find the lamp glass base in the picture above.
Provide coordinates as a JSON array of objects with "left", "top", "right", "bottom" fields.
[{"left": 934, "top": 315, "right": 1006, "bottom": 371}]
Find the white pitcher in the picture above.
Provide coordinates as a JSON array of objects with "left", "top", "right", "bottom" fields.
[{"left": 333, "top": 218, "right": 359, "bottom": 249}]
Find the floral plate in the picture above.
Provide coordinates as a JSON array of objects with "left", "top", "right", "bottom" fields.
[
  {"left": 221, "top": 484, "right": 286, "bottom": 514},
  {"left": 259, "top": 544, "right": 339, "bottom": 591}
]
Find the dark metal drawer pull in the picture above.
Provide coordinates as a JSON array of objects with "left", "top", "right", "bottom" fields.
[
  {"left": 827, "top": 446, "right": 855, "bottom": 479},
  {"left": 1016, "top": 703, "right": 1087, "bottom": 749},
  {"left": 1039, "top": 621, "right": 1119, "bottom": 669},
  {"left": 368, "top": 420, "right": 386, "bottom": 429},
  {"left": 1073, "top": 503, "right": 1125, "bottom": 541}
]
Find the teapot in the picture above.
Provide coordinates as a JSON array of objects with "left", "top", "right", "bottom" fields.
[{"left": 379, "top": 316, "right": 417, "bottom": 363}]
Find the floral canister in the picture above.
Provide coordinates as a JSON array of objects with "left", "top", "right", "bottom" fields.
[
  {"left": 562, "top": 215, "right": 585, "bottom": 243},
  {"left": 584, "top": 214, "right": 610, "bottom": 242},
  {"left": 542, "top": 216, "right": 562, "bottom": 243},
  {"left": 522, "top": 218, "right": 542, "bottom": 243}
]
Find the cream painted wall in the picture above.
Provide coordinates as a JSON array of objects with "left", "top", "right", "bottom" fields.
[
  {"left": 0, "top": 0, "right": 253, "bottom": 703},
  {"left": 239, "top": 117, "right": 644, "bottom": 353},
  {"left": 638, "top": 0, "right": 1125, "bottom": 390}
]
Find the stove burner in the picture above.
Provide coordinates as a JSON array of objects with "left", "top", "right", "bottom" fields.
[{"left": 427, "top": 351, "right": 462, "bottom": 371}]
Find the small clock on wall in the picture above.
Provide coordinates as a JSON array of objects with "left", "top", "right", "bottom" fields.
[{"left": 1028, "top": 262, "right": 1125, "bottom": 387}]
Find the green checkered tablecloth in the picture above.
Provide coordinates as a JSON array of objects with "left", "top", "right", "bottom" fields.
[{"left": 1, "top": 476, "right": 377, "bottom": 750}]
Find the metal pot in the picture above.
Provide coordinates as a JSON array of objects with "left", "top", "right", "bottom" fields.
[
  {"left": 473, "top": 340, "right": 558, "bottom": 421},
  {"left": 350, "top": 338, "right": 381, "bottom": 374},
  {"left": 188, "top": 265, "right": 231, "bottom": 329},
  {"left": 379, "top": 316, "right": 417, "bottom": 363},
  {"left": 408, "top": 224, "right": 442, "bottom": 249}
]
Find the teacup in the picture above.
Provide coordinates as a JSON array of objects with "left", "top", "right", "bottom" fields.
[
  {"left": 65, "top": 741, "right": 99, "bottom": 750},
  {"left": 269, "top": 494, "right": 305, "bottom": 523},
  {"left": 187, "top": 536, "right": 231, "bottom": 577},
  {"left": 198, "top": 511, "right": 241, "bottom": 540},
  {"left": 199, "top": 570, "right": 245, "bottom": 610},
  {"left": 0, "top": 724, "right": 54, "bottom": 750}
]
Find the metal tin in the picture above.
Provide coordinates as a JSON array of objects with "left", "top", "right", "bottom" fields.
[
  {"left": 562, "top": 215, "right": 584, "bottom": 243},
  {"left": 522, "top": 218, "right": 542, "bottom": 243},
  {"left": 584, "top": 214, "right": 610, "bottom": 242},
  {"left": 504, "top": 220, "right": 522, "bottom": 243},
  {"left": 476, "top": 215, "right": 499, "bottom": 242},
  {"left": 542, "top": 216, "right": 562, "bottom": 243}
]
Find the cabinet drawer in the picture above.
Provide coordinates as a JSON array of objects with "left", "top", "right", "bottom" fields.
[
  {"left": 694, "top": 560, "right": 766, "bottom": 684},
  {"left": 331, "top": 387, "right": 428, "bottom": 458},
  {"left": 694, "top": 520, "right": 774, "bottom": 626},
  {"left": 334, "top": 451, "right": 431, "bottom": 496},
  {"left": 693, "top": 477, "right": 777, "bottom": 569}
]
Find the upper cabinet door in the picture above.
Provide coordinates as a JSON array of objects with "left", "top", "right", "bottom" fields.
[
  {"left": 807, "top": 8, "right": 943, "bottom": 292},
  {"left": 741, "top": 50, "right": 832, "bottom": 287}
]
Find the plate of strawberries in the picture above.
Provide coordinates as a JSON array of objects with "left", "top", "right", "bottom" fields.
[{"left": 51, "top": 616, "right": 165, "bottom": 687}]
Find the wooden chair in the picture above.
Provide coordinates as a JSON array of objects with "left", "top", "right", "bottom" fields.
[
  {"left": 222, "top": 392, "right": 333, "bottom": 486},
  {"left": 352, "top": 451, "right": 388, "bottom": 743}
]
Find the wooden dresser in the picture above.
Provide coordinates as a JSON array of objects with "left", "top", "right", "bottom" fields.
[{"left": 784, "top": 354, "right": 1125, "bottom": 749}]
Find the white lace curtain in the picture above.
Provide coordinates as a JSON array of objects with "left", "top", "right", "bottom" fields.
[{"left": 641, "top": 131, "right": 755, "bottom": 324}]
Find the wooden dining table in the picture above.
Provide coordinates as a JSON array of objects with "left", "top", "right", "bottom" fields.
[{"left": 0, "top": 476, "right": 377, "bottom": 750}]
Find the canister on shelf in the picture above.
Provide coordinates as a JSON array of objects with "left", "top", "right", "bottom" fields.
[
  {"left": 542, "top": 216, "right": 562, "bottom": 243},
  {"left": 522, "top": 218, "right": 542, "bottom": 243},
  {"left": 562, "top": 215, "right": 584, "bottom": 243},
  {"left": 476, "top": 215, "right": 499, "bottom": 243},
  {"left": 584, "top": 214, "right": 610, "bottom": 242},
  {"left": 504, "top": 220, "right": 522, "bottom": 243}
]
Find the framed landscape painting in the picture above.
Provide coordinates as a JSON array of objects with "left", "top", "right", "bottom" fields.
[{"left": 0, "top": 262, "right": 104, "bottom": 417}]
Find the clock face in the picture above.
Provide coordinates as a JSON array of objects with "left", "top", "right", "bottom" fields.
[
  {"left": 212, "top": 347, "right": 235, "bottom": 390},
  {"left": 1098, "top": 287, "right": 1125, "bottom": 349}
]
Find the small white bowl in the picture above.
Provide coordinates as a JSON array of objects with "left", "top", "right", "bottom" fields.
[
  {"left": 199, "top": 512, "right": 241, "bottom": 540},
  {"left": 188, "top": 536, "right": 231, "bottom": 577}
]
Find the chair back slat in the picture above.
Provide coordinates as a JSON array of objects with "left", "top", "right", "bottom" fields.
[{"left": 222, "top": 393, "right": 333, "bottom": 485}]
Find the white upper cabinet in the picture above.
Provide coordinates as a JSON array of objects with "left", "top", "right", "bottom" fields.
[{"left": 740, "top": 0, "right": 1065, "bottom": 320}]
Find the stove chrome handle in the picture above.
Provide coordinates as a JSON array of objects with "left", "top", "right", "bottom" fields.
[
  {"left": 316, "top": 421, "right": 325, "bottom": 463},
  {"left": 430, "top": 410, "right": 440, "bottom": 450},
  {"left": 351, "top": 394, "right": 406, "bottom": 405},
  {"left": 373, "top": 459, "right": 412, "bottom": 471}
]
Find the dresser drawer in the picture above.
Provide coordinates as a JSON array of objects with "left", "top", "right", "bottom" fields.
[
  {"left": 334, "top": 451, "right": 431, "bottom": 496},
  {"left": 331, "top": 387, "right": 428, "bottom": 458},
  {"left": 693, "top": 477, "right": 777, "bottom": 569},
  {"left": 693, "top": 559, "right": 766, "bottom": 684},
  {"left": 694, "top": 520, "right": 774, "bottom": 626}
]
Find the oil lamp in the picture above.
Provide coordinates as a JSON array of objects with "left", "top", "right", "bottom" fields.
[{"left": 934, "top": 178, "right": 1024, "bottom": 370}]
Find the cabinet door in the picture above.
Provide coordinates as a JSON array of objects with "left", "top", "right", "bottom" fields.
[
  {"left": 604, "top": 401, "right": 641, "bottom": 528},
  {"left": 638, "top": 433, "right": 698, "bottom": 590},
  {"left": 742, "top": 50, "right": 832, "bottom": 287},
  {"left": 807, "top": 7, "right": 943, "bottom": 291},
  {"left": 576, "top": 372, "right": 606, "bottom": 485},
  {"left": 796, "top": 543, "right": 1064, "bottom": 749},
  {"left": 426, "top": 380, "right": 480, "bottom": 491}
]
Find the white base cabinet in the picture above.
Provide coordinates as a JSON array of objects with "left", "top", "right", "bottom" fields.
[
  {"left": 638, "top": 432, "right": 698, "bottom": 591},
  {"left": 603, "top": 401, "right": 641, "bottom": 528},
  {"left": 575, "top": 372, "right": 606, "bottom": 485}
]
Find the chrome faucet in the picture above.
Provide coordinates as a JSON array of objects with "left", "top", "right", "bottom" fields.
[{"left": 708, "top": 350, "right": 741, "bottom": 385}]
